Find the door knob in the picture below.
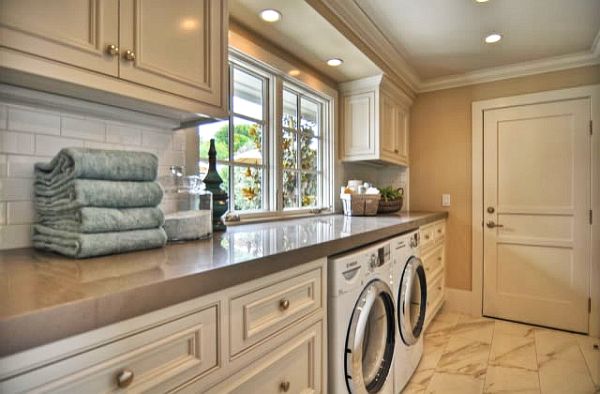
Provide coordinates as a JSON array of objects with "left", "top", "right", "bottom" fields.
[
  {"left": 487, "top": 206, "right": 495, "bottom": 214},
  {"left": 486, "top": 221, "right": 504, "bottom": 229},
  {"left": 123, "top": 50, "right": 136, "bottom": 62}
]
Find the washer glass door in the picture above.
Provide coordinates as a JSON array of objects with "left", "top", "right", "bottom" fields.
[
  {"left": 398, "top": 257, "right": 427, "bottom": 346},
  {"left": 345, "top": 279, "right": 395, "bottom": 393}
]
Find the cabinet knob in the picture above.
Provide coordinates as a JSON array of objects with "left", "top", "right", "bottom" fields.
[
  {"left": 280, "top": 381, "right": 291, "bottom": 392},
  {"left": 105, "top": 44, "right": 119, "bottom": 57},
  {"left": 437, "top": 256, "right": 442, "bottom": 261},
  {"left": 424, "top": 234, "right": 430, "bottom": 240},
  {"left": 437, "top": 229, "right": 442, "bottom": 234},
  {"left": 123, "top": 50, "right": 136, "bottom": 62},
  {"left": 279, "top": 298, "right": 290, "bottom": 311},
  {"left": 394, "top": 149, "right": 399, "bottom": 153},
  {"left": 116, "top": 369, "right": 134, "bottom": 388}
]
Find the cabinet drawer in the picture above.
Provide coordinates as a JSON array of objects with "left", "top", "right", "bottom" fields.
[
  {"left": 426, "top": 272, "right": 444, "bottom": 319},
  {"left": 207, "top": 322, "right": 323, "bottom": 394},
  {"left": 422, "top": 244, "right": 444, "bottom": 279},
  {"left": 433, "top": 221, "right": 445, "bottom": 243},
  {"left": 1, "top": 306, "right": 218, "bottom": 394},
  {"left": 230, "top": 267, "right": 323, "bottom": 357},
  {"left": 419, "top": 224, "right": 435, "bottom": 251}
]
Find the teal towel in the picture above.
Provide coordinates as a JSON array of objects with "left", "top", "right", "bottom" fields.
[
  {"left": 38, "top": 207, "right": 165, "bottom": 233},
  {"left": 35, "top": 148, "right": 158, "bottom": 188},
  {"left": 33, "top": 225, "right": 167, "bottom": 258},
  {"left": 35, "top": 179, "right": 163, "bottom": 211}
]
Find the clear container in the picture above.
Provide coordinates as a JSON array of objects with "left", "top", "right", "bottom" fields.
[{"left": 159, "top": 166, "right": 213, "bottom": 241}]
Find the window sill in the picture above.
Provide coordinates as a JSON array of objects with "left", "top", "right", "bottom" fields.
[{"left": 222, "top": 209, "right": 335, "bottom": 227}]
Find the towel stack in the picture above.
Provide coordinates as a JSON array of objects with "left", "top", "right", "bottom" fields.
[{"left": 33, "top": 148, "right": 168, "bottom": 258}]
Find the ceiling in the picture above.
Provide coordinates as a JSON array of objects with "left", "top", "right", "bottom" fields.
[
  {"left": 231, "top": 0, "right": 600, "bottom": 89},
  {"left": 229, "top": 0, "right": 381, "bottom": 82},
  {"left": 355, "top": 0, "right": 600, "bottom": 80}
]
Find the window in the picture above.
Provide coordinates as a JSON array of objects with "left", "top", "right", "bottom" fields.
[{"left": 199, "top": 55, "right": 332, "bottom": 217}]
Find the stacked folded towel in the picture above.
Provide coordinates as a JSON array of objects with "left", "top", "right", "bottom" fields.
[{"left": 33, "top": 148, "right": 167, "bottom": 258}]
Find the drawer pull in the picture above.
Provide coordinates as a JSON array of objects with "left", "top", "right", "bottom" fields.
[
  {"left": 116, "top": 369, "right": 134, "bottom": 388},
  {"left": 279, "top": 298, "right": 290, "bottom": 311},
  {"left": 280, "top": 381, "right": 291, "bottom": 392}
]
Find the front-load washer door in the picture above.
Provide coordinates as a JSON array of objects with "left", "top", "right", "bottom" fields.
[
  {"left": 398, "top": 256, "right": 427, "bottom": 346},
  {"left": 345, "top": 279, "right": 395, "bottom": 393}
]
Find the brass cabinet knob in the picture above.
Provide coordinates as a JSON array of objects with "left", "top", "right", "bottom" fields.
[
  {"left": 394, "top": 149, "right": 399, "bottom": 153},
  {"left": 116, "top": 369, "right": 134, "bottom": 388},
  {"left": 279, "top": 298, "right": 290, "bottom": 311},
  {"left": 437, "top": 256, "right": 442, "bottom": 261},
  {"left": 106, "top": 44, "right": 119, "bottom": 56},
  {"left": 280, "top": 381, "right": 290, "bottom": 392},
  {"left": 424, "top": 234, "right": 430, "bottom": 240},
  {"left": 123, "top": 50, "right": 136, "bottom": 62},
  {"left": 437, "top": 229, "right": 442, "bottom": 234}
]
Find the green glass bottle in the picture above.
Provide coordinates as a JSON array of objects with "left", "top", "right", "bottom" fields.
[{"left": 202, "top": 139, "right": 228, "bottom": 231}]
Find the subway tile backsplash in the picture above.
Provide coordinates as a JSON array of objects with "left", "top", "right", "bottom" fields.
[{"left": 0, "top": 100, "right": 187, "bottom": 250}]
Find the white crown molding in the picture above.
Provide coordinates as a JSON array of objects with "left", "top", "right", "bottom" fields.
[
  {"left": 309, "top": 0, "right": 600, "bottom": 94},
  {"left": 418, "top": 49, "right": 600, "bottom": 93}
]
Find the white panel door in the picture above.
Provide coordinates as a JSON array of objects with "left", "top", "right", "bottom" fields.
[
  {"left": 483, "top": 98, "right": 591, "bottom": 333},
  {"left": 119, "top": 0, "right": 225, "bottom": 105},
  {"left": 0, "top": 0, "right": 119, "bottom": 75}
]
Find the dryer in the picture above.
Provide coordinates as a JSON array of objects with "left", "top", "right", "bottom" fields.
[
  {"left": 329, "top": 240, "right": 395, "bottom": 394},
  {"left": 391, "top": 231, "right": 427, "bottom": 392}
]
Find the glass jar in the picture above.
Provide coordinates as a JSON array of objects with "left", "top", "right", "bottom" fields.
[{"left": 159, "top": 166, "right": 213, "bottom": 241}]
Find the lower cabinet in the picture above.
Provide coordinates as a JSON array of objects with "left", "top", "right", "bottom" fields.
[
  {"left": 0, "top": 259, "right": 327, "bottom": 393},
  {"left": 420, "top": 219, "right": 446, "bottom": 327}
]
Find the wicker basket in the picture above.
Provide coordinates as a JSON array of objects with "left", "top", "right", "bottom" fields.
[
  {"left": 340, "top": 193, "right": 381, "bottom": 216},
  {"left": 378, "top": 197, "right": 403, "bottom": 213}
]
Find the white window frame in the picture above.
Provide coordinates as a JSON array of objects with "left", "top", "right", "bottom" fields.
[{"left": 199, "top": 51, "right": 334, "bottom": 221}]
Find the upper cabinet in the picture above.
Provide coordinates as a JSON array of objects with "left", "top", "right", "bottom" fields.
[
  {"left": 0, "top": 0, "right": 228, "bottom": 121},
  {"left": 340, "top": 75, "right": 412, "bottom": 166}
]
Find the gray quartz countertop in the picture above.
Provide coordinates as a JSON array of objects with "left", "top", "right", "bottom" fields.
[{"left": 0, "top": 211, "right": 447, "bottom": 357}]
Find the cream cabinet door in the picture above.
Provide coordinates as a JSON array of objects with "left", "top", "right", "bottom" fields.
[
  {"left": 0, "top": 0, "right": 119, "bottom": 76},
  {"left": 395, "top": 104, "right": 409, "bottom": 165},
  {"left": 380, "top": 92, "right": 398, "bottom": 160},
  {"left": 118, "top": 0, "right": 225, "bottom": 106},
  {"left": 342, "top": 91, "right": 377, "bottom": 158}
]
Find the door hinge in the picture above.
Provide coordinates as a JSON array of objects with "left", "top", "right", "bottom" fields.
[
  {"left": 590, "top": 120, "right": 593, "bottom": 135},
  {"left": 590, "top": 210, "right": 593, "bottom": 225},
  {"left": 589, "top": 297, "right": 592, "bottom": 314}
]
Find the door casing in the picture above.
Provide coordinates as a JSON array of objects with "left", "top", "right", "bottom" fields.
[{"left": 471, "top": 84, "right": 600, "bottom": 336}]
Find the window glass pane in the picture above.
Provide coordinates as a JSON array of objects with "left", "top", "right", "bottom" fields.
[
  {"left": 233, "top": 68, "right": 263, "bottom": 120},
  {"left": 301, "top": 172, "right": 318, "bottom": 207},
  {"left": 283, "top": 90, "right": 298, "bottom": 129},
  {"left": 233, "top": 117, "right": 262, "bottom": 165},
  {"left": 301, "top": 97, "right": 319, "bottom": 135},
  {"left": 282, "top": 130, "right": 297, "bottom": 169},
  {"left": 300, "top": 134, "right": 318, "bottom": 172},
  {"left": 233, "top": 165, "right": 262, "bottom": 211},
  {"left": 283, "top": 170, "right": 298, "bottom": 209},
  {"left": 198, "top": 120, "right": 229, "bottom": 161}
]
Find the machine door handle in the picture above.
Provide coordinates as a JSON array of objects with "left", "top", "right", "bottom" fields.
[{"left": 486, "top": 221, "right": 504, "bottom": 228}]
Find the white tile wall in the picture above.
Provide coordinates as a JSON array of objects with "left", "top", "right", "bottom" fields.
[{"left": 0, "top": 100, "right": 187, "bottom": 250}]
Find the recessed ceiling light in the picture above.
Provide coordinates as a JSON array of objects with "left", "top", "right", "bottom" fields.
[
  {"left": 327, "top": 58, "right": 343, "bottom": 67},
  {"left": 288, "top": 69, "right": 301, "bottom": 76},
  {"left": 259, "top": 9, "right": 282, "bottom": 22},
  {"left": 484, "top": 33, "right": 502, "bottom": 44},
  {"left": 475, "top": 0, "right": 490, "bottom": 3}
]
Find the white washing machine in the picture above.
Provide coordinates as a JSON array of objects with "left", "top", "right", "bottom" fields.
[
  {"left": 329, "top": 240, "right": 396, "bottom": 394},
  {"left": 391, "top": 231, "right": 427, "bottom": 393}
]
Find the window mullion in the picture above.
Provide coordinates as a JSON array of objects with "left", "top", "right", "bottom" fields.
[{"left": 296, "top": 94, "right": 301, "bottom": 208}]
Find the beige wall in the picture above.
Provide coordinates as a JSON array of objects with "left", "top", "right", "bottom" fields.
[{"left": 410, "top": 65, "right": 600, "bottom": 290}]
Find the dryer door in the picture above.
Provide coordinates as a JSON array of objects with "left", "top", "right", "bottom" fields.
[
  {"left": 398, "top": 256, "right": 427, "bottom": 346},
  {"left": 345, "top": 279, "right": 395, "bottom": 394}
]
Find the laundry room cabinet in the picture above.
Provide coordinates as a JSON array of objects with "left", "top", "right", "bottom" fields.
[
  {"left": 420, "top": 219, "right": 446, "bottom": 327},
  {"left": 340, "top": 75, "right": 412, "bottom": 166},
  {"left": 0, "top": 0, "right": 228, "bottom": 120}
]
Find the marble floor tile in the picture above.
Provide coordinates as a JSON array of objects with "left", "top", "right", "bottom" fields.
[
  {"left": 537, "top": 357, "right": 595, "bottom": 394},
  {"left": 493, "top": 320, "right": 536, "bottom": 339},
  {"left": 483, "top": 365, "right": 540, "bottom": 393},
  {"left": 426, "top": 372, "right": 485, "bottom": 394},
  {"left": 453, "top": 315, "right": 495, "bottom": 344},
  {"left": 436, "top": 336, "right": 490, "bottom": 379},
  {"left": 402, "top": 364, "right": 437, "bottom": 394},
  {"left": 535, "top": 329, "right": 583, "bottom": 363},
  {"left": 575, "top": 334, "right": 600, "bottom": 387},
  {"left": 489, "top": 333, "right": 538, "bottom": 371}
]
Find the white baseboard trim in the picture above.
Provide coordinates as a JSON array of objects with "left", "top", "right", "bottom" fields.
[{"left": 444, "top": 287, "right": 479, "bottom": 316}]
